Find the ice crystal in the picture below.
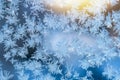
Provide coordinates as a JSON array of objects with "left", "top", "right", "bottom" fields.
[{"left": 0, "top": 0, "right": 120, "bottom": 80}]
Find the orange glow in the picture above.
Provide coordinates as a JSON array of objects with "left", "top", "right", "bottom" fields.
[{"left": 45, "top": 0, "right": 107, "bottom": 14}]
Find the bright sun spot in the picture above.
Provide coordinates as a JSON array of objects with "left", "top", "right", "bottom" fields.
[
  {"left": 45, "top": 0, "right": 109, "bottom": 14},
  {"left": 46, "top": 0, "right": 90, "bottom": 8}
]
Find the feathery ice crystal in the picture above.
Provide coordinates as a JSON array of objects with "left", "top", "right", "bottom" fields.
[{"left": 0, "top": 0, "right": 120, "bottom": 80}]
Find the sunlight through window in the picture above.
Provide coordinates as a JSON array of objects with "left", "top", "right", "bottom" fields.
[{"left": 45, "top": 0, "right": 109, "bottom": 14}]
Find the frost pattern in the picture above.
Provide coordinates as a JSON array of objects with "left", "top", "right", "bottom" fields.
[{"left": 0, "top": 0, "right": 120, "bottom": 80}]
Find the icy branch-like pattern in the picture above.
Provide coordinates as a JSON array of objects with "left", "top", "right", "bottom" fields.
[{"left": 0, "top": 0, "right": 120, "bottom": 80}]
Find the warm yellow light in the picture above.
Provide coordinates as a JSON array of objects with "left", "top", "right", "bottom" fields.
[
  {"left": 46, "top": 0, "right": 90, "bottom": 8},
  {"left": 45, "top": 0, "right": 107, "bottom": 14}
]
